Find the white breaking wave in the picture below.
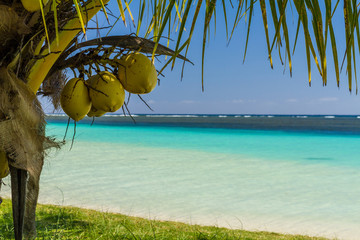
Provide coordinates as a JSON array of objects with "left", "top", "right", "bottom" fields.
[
  {"left": 46, "top": 113, "right": 67, "bottom": 117},
  {"left": 146, "top": 115, "right": 199, "bottom": 118}
]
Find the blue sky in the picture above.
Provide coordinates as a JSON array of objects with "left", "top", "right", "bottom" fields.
[{"left": 42, "top": 2, "right": 360, "bottom": 115}]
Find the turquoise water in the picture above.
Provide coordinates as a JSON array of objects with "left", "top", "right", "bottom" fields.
[{"left": 3, "top": 119, "right": 360, "bottom": 239}]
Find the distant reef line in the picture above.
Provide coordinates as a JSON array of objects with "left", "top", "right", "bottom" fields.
[{"left": 45, "top": 114, "right": 360, "bottom": 133}]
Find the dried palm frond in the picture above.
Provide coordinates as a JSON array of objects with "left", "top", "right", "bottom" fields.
[
  {"left": 0, "top": 5, "right": 30, "bottom": 65},
  {"left": 38, "top": 70, "right": 67, "bottom": 110},
  {"left": 0, "top": 6, "right": 29, "bottom": 43}
]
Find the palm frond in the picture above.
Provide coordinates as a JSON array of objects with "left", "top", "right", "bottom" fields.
[
  {"left": 260, "top": 0, "right": 273, "bottom": 68},
  {"left": 6, "top": 0, "right": 360, "bottom": 94}
]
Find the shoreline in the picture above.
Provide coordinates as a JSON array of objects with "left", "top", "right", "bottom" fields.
[
  {"left": 0, "top": 197, "right": 331, "bottom": 240},
  {"left": 31, "top": 198, "right": 347, "bottom": 240}
]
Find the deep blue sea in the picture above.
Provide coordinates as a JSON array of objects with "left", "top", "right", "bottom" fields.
[{"left": 2, "top": 114, "right": 360, "bottom": 239}]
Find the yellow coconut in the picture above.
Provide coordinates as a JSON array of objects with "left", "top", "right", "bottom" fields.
[
  {"left": 0, "top": 151, "right": 9, "bottom": 179},
  {"left": 21, "top": 0, "right": 49, "bottom": 12},
  {"left": 87, "top": 106, "right": 106, "bottom": 117},
  {"left": 117, "top": 53, "right": 158, "bottom": 94},
  {"left": 60, "top": 78, "right": 92, "bottom": 121},
  {"left": 87, "top": 71, "right": 125, "bottom": 112}
]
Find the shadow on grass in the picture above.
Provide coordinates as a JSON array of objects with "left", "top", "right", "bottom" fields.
[
  {"left": 0, "top": 204, "right": 91, "bottom": 239},
  {"left": 35, "top": 207, "right": 93, "bottom": 239}
]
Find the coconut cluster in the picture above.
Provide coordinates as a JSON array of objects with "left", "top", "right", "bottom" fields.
[{"left": 60, "top": 53, "right": 157, "bottom": 121}]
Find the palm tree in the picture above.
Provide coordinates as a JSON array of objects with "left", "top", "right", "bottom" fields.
[{"left": 0, "top": 0, "right": 358, "bottom": 239}]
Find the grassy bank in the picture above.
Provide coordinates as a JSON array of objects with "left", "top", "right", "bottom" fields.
[{"left": 0, "top": 199, "right": 328, "bottom": 240}]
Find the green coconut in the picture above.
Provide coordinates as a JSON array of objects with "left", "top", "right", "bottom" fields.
[
  {"left": 117, "top": 53, "right": 158, "bottom": 94},
  {"left": 87, "top": 71, "right": 125, "bottom": 112}
]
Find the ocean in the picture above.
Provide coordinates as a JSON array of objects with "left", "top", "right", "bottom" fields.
[{"left": 2, "top": 114, "right": 360, "bottom": 239}]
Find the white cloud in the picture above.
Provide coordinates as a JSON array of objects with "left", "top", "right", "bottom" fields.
[
  {"left": 180, "top": 100, "right": 197, "bottom": 104},
  {"left": 232, "top": 99, "right": 244, "bottom": 104},
  {"left": 264, "top": 101, "right": 276, "bottom": 105},
  {"left": 318, "top": 97, "right": 338, "bottom": 102},
  {"left": 286, "top": 98, "right": 298, "bottom": 103},
  {"left": 147, "top": 100, "right": 156, "bottom": 104}
]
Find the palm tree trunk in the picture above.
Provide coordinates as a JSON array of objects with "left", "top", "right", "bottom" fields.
[
  {"left": 23, "top": 159, "right": 43, "bottom": 239},
  {"left": 10, "top": 167, "right": 27, "bottom": 240}
]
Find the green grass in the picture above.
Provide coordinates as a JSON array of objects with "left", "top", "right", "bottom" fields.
[{"left": 0, "top": 198, "right": 329, "bottom": 240}]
